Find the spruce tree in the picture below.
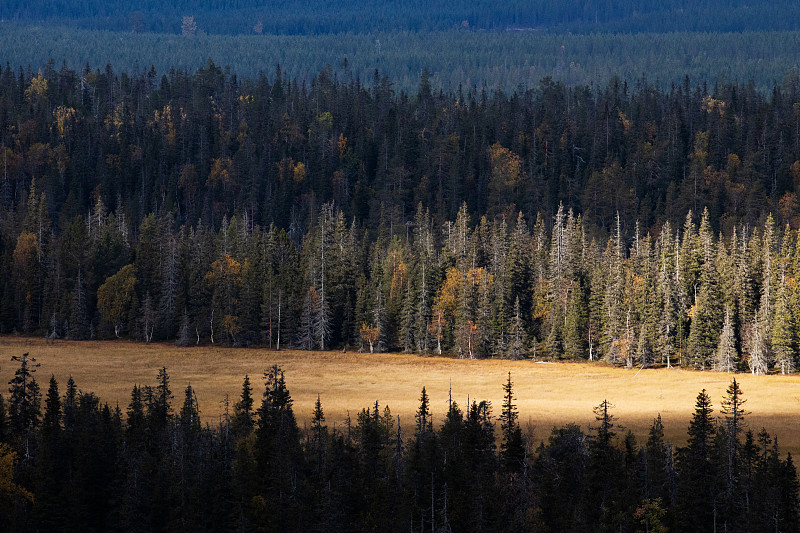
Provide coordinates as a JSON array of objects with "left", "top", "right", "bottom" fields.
[
  {"left": 42, "top": 375, "right": 61, "bottom": 434},
  {"left": 772, "top": 277, "right": 796, "bottom": 374},
  {"left": 644, "top": 414, "right": 668, "bottom": 501},
  {"left": 296, "top": 286, "right": 316, "bottom": 350},
  {"left": 310, "top": 394, "right": 326, "bottom": 476},
  {"left": 69, "top": 269, "right": 90, "bottom": 340},
  {"left": 586, "top": 398, "right": 624, "bottom": 529},
  {"left": 687, "top": 262, "right": 722, "bottom": 369},
  {"left": 720, "top": 378, "right": 748, "bottom": 506},
  {"left": 148, "top": 366, "right": 173, "bottom": 433},
  {"left": 179, "top": 384, "right": 200, "bottom": 436},
  {"left": 231, "top": 374, "right": 254, "bottom": 437},
  {"left": 507, "top": 296, "right": 527, "bottom": 359},
  {"left": 499, "top": 372, "right": 525, "bottom": 473},
  {"left": 8, "top": 352, "right": 41, "bottom": 437},
  {"left": 677, "top": 389, "right": 716, "bottom": 530},
  {"left": 126, "top": 384, "right": 145, "bottom": 449},
  {"left": 254, "top": 365, "right": 302, "bottom": 529},
  {"left": 715, "top": 305, "right": 738, "bottom": 372},
  {"left": 749, "top": 310, "right": 769, "bottom": 375},
  {"left": 415, "top": 386, "right": 432, "bottom": 436}
]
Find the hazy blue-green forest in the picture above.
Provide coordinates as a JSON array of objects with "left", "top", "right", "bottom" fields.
[
  {"left": 2, "top": 25, "right": 800, "bottom": 92},
  {"left": 2, "top": 0, "right": 800, "bottom": 91},
  {"left": 4, "top": 0, "right": 800, "bottom": 34}
]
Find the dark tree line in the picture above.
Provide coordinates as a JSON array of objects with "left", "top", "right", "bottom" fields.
[{"left": 0, "top": 356, "right": 797, "bottom": 532}]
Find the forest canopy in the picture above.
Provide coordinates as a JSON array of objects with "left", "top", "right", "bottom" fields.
[{"left": 2, "top": 62, "right": 800, "bottom": 374}]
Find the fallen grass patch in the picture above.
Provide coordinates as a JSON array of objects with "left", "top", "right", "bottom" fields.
[{"left": 2, "top": 337, "right": 799, "bottom": 455}]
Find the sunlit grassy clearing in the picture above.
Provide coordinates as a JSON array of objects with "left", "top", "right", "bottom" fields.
[{"left": 1, "top": 337, "right": 799, "bottom": 455}]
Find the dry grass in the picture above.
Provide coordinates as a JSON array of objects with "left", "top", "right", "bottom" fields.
[{"left": 2, "top": 337, "right": 800, "bottom": 455}]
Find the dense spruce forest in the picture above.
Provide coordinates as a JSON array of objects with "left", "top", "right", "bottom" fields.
[
  {"left": 1, "top": 355, "right": 798, "bottom": 532},
  {"left": 6, "top": 63, "right": 800, "bottom": 372}
]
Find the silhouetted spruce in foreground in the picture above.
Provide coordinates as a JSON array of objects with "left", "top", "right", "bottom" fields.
[{"left": 1, "top": 354, "right": 798, "bottom": 531}]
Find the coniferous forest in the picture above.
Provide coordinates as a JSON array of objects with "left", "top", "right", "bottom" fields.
[
  {"left": 5, "top": 1, "right": 800, "bottom": 529},
  {"left": 3, "top": 63, "right": 800, "bottom": 372},
  {"left": 5, "top": 2, "right": 800, "bottom": 532},
  {"left": 1, "top": 354, "right": 798, "bottom": 532}
]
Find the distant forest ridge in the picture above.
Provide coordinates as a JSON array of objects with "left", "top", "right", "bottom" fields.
[
  {"left": 3, "top": 0, "right": 800, "bottom": 34},
  {"left": 3, "top": 24, "right": 800, "bottom": 91}
]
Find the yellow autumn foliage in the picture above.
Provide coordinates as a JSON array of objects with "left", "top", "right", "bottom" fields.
[
  {"left": 0, "top": 443, "right": 33, "bottom": 504},
  {"left": 433, "top": 267, "right": 464, "bottom": 319}
]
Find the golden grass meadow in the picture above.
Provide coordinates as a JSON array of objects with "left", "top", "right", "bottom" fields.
[{"left": 2, "top": 336, "right": 800, "bottom": 454}]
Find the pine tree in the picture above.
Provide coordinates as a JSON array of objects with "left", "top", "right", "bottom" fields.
[
  {"left": 656, "top": 227, "right": 681, "bottom": 368},
  {"left": 313, "top": 290, "right": 332, "bottom": 351},
  {"left": 587, "top": 262, "right": 605, "bottom": 361},
  {"left": 399, "top": 276, "right": 416, "bottom": 353},
  {"left": 685, "top": 389, "right": 715, "bottom": 462},
  {"left": 592, "top": 399, "right": 618, "bottom": 448}
]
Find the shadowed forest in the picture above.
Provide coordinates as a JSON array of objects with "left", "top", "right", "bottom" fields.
[{"left": 1, "top": 353, "right": 797, "bottom": 532}]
